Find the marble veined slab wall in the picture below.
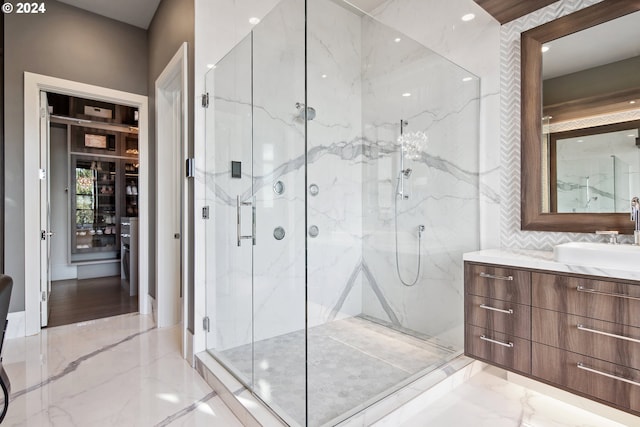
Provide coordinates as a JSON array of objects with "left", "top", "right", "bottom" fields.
[
  {"left": 206, "top": 0, "right": 365, "bottom": 350},
  {"left": 360, "top": 16, "right": 481, "bottom": 348},
  {"left": 306, "top": 0, "right": 364, "bottom": 325},
  {"left": 207, "top": 34, "right": 255, "bottom": 352},
  {"left": 205, "top": 0, "right": 481, "bottom": 351}
]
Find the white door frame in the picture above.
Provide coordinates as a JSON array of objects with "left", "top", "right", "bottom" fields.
[
  {"left": 39, "top": 91, "right": 51, "bottom": 327},
  {"left": 24, "top": 72, "right": 150, "bottom": 336},
  {"left": 155, "top": 43, "right": 190, "bottom": 357}
]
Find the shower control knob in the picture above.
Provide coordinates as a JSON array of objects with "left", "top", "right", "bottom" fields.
[
  {"left": 308, "top": 225, "right": 319, "bottom": 238},
  {"left": 273, "top": 227, "right": 286, "bottom": 241}
]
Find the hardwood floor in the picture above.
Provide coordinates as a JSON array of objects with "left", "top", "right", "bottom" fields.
[{"left": 47, "top": 276, "right": 138, "bottom": 327}]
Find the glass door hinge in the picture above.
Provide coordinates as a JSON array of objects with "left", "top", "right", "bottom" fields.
[
  {"left": 42, "top": 291, "right": 46, "bottom": 302},
  {"left": 186, "top": 158, "right": 195, "bottom": 178},
  {"left": 202, "top": 206, "right": 210, "bottom": 219},
  {"left": 203, "top": 316, "right": 210, "bottom": 332},
  {"left": 201, "top": 93, "right": 209, "bottom": 108}
]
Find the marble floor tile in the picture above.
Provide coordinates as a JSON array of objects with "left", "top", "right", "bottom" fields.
[
  {"left": 218, "top": 316, "right": 456, "bottom": 426},
  {"left": 2, "top": 313, "right": 242, "bottom": 427},
  {"left": 397, "top": 367, "right": 632, "bottom": 427}
]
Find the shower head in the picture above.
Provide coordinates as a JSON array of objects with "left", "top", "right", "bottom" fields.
[
  {"left": 295, "top": 102, "right": 316, "bottom": 121},
  {"left": 402, "top": 168, "right": 412, "bottom": 178}
]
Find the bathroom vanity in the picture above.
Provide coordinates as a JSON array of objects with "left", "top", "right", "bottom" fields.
[{"left": 463, "top": 249, "right": 640, "bottom": 416}]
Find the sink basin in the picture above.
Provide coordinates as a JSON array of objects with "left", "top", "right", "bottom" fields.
[{"left": 554, "top": 242, "right": 640, "bottom": 271}]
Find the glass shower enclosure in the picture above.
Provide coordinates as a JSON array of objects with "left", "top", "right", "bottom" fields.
[{"left": 204, "top": 0, "right": 480, "bottom": 425}]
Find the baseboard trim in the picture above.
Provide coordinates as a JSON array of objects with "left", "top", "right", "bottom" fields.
[{"left": 6, "top": 311, "right": 26, "bottom": 339}]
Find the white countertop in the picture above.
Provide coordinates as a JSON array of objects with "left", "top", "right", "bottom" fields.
[{"left": 463, "top": 248, "right": 640, "bottom": 282}]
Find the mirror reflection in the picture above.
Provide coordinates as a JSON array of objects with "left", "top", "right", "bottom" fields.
[
  {"left": 541, "top": 10, "right": 640, "bottom": 214},
  {"left": 546, "top": 121, "right": 640, "bottom": 213}
]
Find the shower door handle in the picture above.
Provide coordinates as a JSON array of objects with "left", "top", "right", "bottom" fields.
[{"left": 237, "top": 195, "right": 256, "bottom": 246}]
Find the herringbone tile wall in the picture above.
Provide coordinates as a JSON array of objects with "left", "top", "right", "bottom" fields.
[{"left": 498, "top": 0, "right": 633, "bottom": 250}]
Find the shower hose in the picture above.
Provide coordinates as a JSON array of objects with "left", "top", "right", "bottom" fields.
[{"left": 394, "top": 175, "right": 422, "bottom": 287}]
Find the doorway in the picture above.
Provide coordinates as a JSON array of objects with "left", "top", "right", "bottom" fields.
[
  {"left": 155, "top": 43, "right": 189, "bottom": 358},
  {"left": 42, "top": 92, "right": 142, "bottom": 327},
  {"left": 24, "top": 72, "right": 150, "bottom": 336}
]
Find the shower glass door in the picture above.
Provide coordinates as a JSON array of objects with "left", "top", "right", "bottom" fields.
[
  {"left": 205, "top": 0, "right": 479, "bottom": 425},
  {"left": 204, "top": 34, "right": 253, "bottom": 388},
  {"left": 204, "top": 0, "right": 307, "bottom": 424}
]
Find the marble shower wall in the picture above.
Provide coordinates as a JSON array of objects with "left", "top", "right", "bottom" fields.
[
  {"left": 205, "top": 0, "right": 365, "bottom": 351},
  {"left": 360, "top": 16, "right": 481, "bottom": 348},
  {"left": 201, "top": 0, "right": 495, "bottom": 352},
  {"left": 206, "top": 35, "right": 255, "bottom": 352},
  {"left": 306, "top": 0, "right": 365, "bottom": 325}
]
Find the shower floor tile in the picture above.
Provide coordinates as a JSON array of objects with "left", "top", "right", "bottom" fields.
[{"left": 219, "top": 316, "right": 455, "bottom": 426}]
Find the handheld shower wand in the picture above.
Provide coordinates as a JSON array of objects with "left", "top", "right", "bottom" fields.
[{"left": 397, "top": 120, "right": 410, "bottom": 199}]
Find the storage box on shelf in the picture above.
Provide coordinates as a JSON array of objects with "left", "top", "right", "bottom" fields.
[{"left": 48, "top": 93, "right": 139, "bottom": 126}]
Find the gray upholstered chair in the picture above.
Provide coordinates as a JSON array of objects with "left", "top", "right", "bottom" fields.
[{"left": 0, "top": 275, "right": 13, "bottom": 422}]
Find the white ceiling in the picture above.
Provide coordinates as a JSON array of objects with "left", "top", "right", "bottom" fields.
[
  {"left": 543, "top": 11, "right": 640, "bottom": 79},
  {"left": 58, "top": 0, "right": 162, "bottom": 29}
]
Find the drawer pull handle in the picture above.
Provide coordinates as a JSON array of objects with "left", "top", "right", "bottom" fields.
[
  {"left": 576, "top": 285, "right": 640, "bottom": 301},
  {"left": 479, "top": 272, "right": 514, "bottom": 281},
  {"left": 577, "top": 362, "right": 640, "bottom": 387},
  {"left": 480, "top": 335, "right": 514, "bottom": 348},
  {"left": 480, "top": 304, "right": 513, "bottom": 315},
  {"left": 577, "top": 324, "right": 640, "bottom": 344}
]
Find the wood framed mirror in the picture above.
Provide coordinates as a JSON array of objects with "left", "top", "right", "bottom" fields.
[{"left": 520, "top": 0, "right": 640, "bottom": 233}]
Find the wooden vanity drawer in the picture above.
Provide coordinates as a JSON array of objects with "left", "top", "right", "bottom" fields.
[
  {"left": 532, "top": 272, "right": 640, "bottom": 327},
  {"left": 532, "top": 308, "right": 640, "bottom": 370},
  {"left": 533, "top": 343, "right": 640, "bottom": 414},
  {"left": 465, "top": 324, "right": 530, "bottom": 374},
  {"left": 465, "top": 295, "right": 530, "bottom": 339},
  {"left": 465, "top": 263, "right": 531, "bottom": 304}
]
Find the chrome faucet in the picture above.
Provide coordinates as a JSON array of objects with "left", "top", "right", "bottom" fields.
[{"left": 596, "top": 230, "right": 619, "bottom": 244}]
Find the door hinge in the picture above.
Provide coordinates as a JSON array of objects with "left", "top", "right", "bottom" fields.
[
  {"left": 38, "top": 169, "right": 46, "bottom": 180},
  {"left": 42, "top": 291, "right": 46, "bottom": 302},
  {"left": 203, "top": 316, "right": 210, "bottom": 332},
  {"left": 202, "top": 206, "right": 210, "bottom": 219},
  {"left": 186, "top": 158, "right": 195, "bottom": 178},
  {"left": 201, "top": 93, "right": 209, "bottom": 108}
]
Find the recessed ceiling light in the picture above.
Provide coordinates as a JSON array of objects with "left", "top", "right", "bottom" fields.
[
  {"left": 394, "top": 37, "right": 402, "bottom": 43},
  {"left": 462, "top": 77, "right": 473, "bottom": 82},
  {"left": 461, "top": 13, "right": 475, "bottom": 22},
  {"left": 249, "top": 17, "right": 260, "bottom": 25},
  {"left": 402, "top": 92, "right": 412, "bottom": 97},
  {"left": 321, "top": 74, "right": 327, "bottom": 79},
  {"left": 207, "top": 64, "right": 216, "bottom": 69},
  {"left": 541, "top": 45, "right": 550, "bottom": 53},
  {"left": 629, "top": 134, "right": 637, "bottom": 138},
  {"left": 577, "top": 139, "right": 584, "bottom": 142},
  {"left": 630, "top": 100, "right": 637, "bottom": 104}
]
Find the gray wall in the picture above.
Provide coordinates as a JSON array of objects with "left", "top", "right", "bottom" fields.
[
  {"left": 544, "top": 56, "right": 640, "bottom": 106},
  {"left": 4, "top": 0, "right": 148, "bottom": 312},
  {"left": 147, "top": 0, "right": 195, "bottom": 332}
]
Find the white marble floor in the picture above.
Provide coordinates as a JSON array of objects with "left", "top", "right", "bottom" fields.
[
  {"left": 2, "top": 313, "right": 242, "bottom": 426},
  {"left": 397, "top": 367, "right": 635, "bottom": 427}
]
